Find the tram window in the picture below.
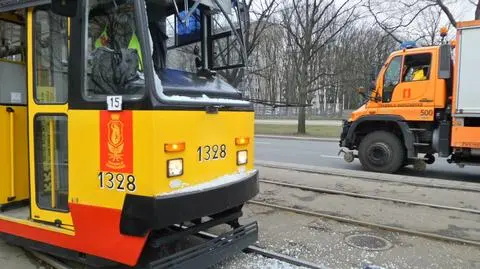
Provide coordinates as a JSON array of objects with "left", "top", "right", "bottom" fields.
[
  {"left": 34, "top": 115, "right": 69, "bottom": 211},
  {"left": 0, "top": 18, "right": 26, "bottom": 105},
  {"left": 166, "top": 43, "right": 199, "bottom": 73},
  {"left": 34, "top": 9, "right": 69, "bottom": 104},
  {"left": 0, "top": 20, "right": 24, "bottom": 62},
  {"left": 84, "top": 0, "right": 146, "bottom": 100}
]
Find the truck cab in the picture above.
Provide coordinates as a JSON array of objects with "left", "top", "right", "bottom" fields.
[
  {"left": 349, "top": 46, "right": 448, "bottom": 123},
  {"left": 339, "top": 22, "right": 480, "bottom": 173}
]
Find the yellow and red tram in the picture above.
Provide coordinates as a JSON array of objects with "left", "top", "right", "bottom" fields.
[{"left": 0, "top": 0, "right": 258, "bottom": 268}]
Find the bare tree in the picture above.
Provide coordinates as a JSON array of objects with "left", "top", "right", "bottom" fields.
[
  {"left": 246, "top": 21, "right": 285, "bottom": 106},
  {"left": 414, "top": 6, "right": 446, "bottom": 45},
  {"left": 281, "top": 0, "right": 359, "bottom": 134},
  {"left": 432, "top": 0, "right": 479, "bottom": 26},
  {"left": 476, "top": 0, "right": 480, "bottom": 19},
  {"left": 217, "top": 0, "right": 279, "bottom": 88},
  {"left": 365, "top": 0, "right": 437, "bottom": 43},
  {"left": 367, "top": 0, "right": 480, "bottom": 44}
]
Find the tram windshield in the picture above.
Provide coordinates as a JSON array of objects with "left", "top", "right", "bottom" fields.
[
  {"left": 84, "top": 0, "right": 146, "bottom": 100},
  {"left": 82, "top": 0, "right": 248, "bottom": 105},
  {"left": 145, "top": 0, "right": 248, "bottom": 103}
]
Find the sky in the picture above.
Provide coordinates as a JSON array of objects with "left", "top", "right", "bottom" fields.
[
  {"left": 449, "top": 0, "right": 477, "bottom": 21},
  {"left": 249, "top": 0, "right": 477, "bottom": 22}
]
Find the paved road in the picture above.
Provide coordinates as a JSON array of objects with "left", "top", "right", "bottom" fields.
[
  {"left": 255, "top": 137, "right": 480, "bottom": 182},
  {"left": 255, "top": 119, "right": 342, "bottom": 126}
]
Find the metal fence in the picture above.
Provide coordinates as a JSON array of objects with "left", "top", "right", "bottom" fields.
[{"left": 253, "top": 104, "right": 353, "bottom": 120}]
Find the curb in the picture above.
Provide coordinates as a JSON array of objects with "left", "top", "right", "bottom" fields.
[
  {"left": 255, "top": 135, "right": 339, "bottom": 142},
  {"left": 255, "top": 160, "right": 480, "bottom": 192}
]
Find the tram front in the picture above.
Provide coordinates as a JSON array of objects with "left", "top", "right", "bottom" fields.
[{"left": 58, "top": 0, "right": 258, "bottom": 267}]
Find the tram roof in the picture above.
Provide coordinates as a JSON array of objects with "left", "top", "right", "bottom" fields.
[{"left": 0, "top": 0, "right": 50, "bottom": 13}]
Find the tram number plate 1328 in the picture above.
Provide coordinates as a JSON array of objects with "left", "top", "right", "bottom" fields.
[
  {"left": 197, "top": 144, "right": 227, "bottom": 162},
  {"left": 98, "top": 172, "right": 136, "bottom": 192}
]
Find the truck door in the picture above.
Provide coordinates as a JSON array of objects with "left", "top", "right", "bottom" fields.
[
  {"left": 381, "top": 55, "right": 403, "bottom": 103},
  {"left": 379, "top": 52, "right": 435, "bottom": 120},
  {"left": 392, "top": 53, "right": 434, "bottom": 105},
  {"left": 28, "top": 7, "right": 72, "bottom": 228}
]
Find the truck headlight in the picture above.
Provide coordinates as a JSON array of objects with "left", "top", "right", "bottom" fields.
[
  {"left": 237, "top": 150, "right": 248, "bottom": 165},
  {"left": 167, "top": 159, "right": 183, "bottom": 177}
]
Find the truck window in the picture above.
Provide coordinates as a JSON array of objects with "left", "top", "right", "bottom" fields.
[
  {"left": 382, "top": 55, "right": 402, "bottom": 103},
  {"left": 402, "top": 53, "right": 432, "bottom": 82}
]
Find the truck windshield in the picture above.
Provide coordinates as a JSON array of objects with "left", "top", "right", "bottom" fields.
[{"left": 84, "top": 0, "right": 146, "bottom": 101}]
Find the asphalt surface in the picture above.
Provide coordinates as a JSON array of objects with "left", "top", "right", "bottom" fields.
[
  {"left": 255, "top": 119, "right": 342, "bottom": 126},
  {"left": 255, "top": 137, "right": 480, "bottom": 182}
]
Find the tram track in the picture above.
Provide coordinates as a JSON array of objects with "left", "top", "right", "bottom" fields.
[
  {"left": 252, "top": 178, "right": 480, "bottom": 247},
  {"left": 247, "top": 200, "right": 480, "bottom": 247},
  {"left": 29, "top": 230, "right": 325, "bottom": 269},
  {"left": 259, "top": 179, "right": 480, "bottom": 214},
  {"left": 256, "top": 162, "right": 480, "bottom": 193},
  {"left": 30, "top": 250, "right": 71, "bottom": 269},
  {"left": 196, "top": 230, "right": 328, "bottom": 269}
]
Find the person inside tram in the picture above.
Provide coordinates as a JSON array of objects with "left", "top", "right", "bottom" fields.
[
  {"left": 87, "top": 0, "right": 181, "bottom": 95},
  {"left": 87, "top": 0, "right": 146, "bottom": 96},
  {"left": 87, "top": 0, "right": 220, "bottom": 96}
]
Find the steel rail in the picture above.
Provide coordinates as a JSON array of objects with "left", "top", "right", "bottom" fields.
[
  {"left": 195, "top": 230, "right": 328, "bottom": 269},
  {"left": 248, "top": 200, "right": 480, "bottom": 247},
  {"left": 260, "top": 179, "right": 480, "bottom": 215},
  {"left": 30, "top": 250, "right": 72, "bottom": 269},
  {"left": 256, "top": 163, "right": 480, "bottom": 193}
]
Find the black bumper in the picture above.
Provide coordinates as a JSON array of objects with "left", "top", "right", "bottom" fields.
[
  {"left": 120, "top": 170, "right": 259, "bottom": 236},
  {"left": 147, "top": 222, "right": 258, "bottom": 269},
  {"left": 340, "top": 120, "right": 351, "bottom": 147}
]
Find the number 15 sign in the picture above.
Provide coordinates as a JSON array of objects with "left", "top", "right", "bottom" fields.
[{"left": 107, "top": 96, "right": 123, "bottom": 111}]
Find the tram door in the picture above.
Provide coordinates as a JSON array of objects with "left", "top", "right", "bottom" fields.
[
  {"left": 0, "top": 11, "right": 29, "bottom": 207},
  {"left": 28, "top": 7, "right": 72, "bottom": 227}
]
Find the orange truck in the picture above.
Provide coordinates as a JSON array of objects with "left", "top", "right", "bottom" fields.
[{"left": 339, "top": 20, "right": 480, "bottom": 173}]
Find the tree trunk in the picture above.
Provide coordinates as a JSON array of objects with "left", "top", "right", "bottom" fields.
[
  {"left": 476, "top": 0, "right": 480, "bottom": 20},
  {"left": 298, "top": 106, "right": 306, "bottom": 134},
  {"left": 297, "top": 91, "right": 307, "bottom": 134},
  {"left": 323, "top": 88, "right": 327, "bottom": 115}
]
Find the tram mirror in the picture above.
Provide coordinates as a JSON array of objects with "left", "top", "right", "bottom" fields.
[{"left": 51, "top": 0, "right": 77, "bottom": 17}]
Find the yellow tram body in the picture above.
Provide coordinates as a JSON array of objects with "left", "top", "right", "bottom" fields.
[
  {"left": 67, "top": 110, "right": 255, "bottom": 211},
  {"left": 0, "top": 0, "right": 259, "bottom": 267}
]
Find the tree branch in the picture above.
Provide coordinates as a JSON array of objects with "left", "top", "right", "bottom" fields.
[{"left": 435, "top": 0, "right": 457, "bottom": 27}]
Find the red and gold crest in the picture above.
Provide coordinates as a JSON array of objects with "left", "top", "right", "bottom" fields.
[{"left": 100, "top": 111, "right": 133, "bottom": 173}]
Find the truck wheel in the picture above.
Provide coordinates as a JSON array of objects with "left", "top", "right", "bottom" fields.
[{"left": 358, "top": 131, "right": 405, "bottom": 173}]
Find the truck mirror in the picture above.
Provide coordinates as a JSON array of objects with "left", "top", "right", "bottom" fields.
[
  {"left": 51, "top": 0, "right": 77, "bottom": 17},
  {"left": 438, "top": 44, "right": 451, "bottom": 79},
  {"left": 355, "top": 87, "right": 366, "bottom": 94}
]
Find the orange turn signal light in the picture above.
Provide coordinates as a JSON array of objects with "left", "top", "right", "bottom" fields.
[
  {"left": 165, "top": 142, "right": 185, "bottom": 153},
  {"left": 440, "top": 26, "right": 448, "bottom": 37},
  {"left": 450, "top": 40, "right": 456, "bottom": 49},
  {"left": 235, "top": 137, "right": 250, "bottom": 146}
]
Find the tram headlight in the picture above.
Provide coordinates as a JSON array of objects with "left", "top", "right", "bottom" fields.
[
  {"left": 167, "top": 159, "right": 183, "bottom": 177},
  {"left": 237, "top": 150, "right": 248, "bottom": 165}
]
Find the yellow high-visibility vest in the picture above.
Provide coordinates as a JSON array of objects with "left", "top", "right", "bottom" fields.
[
  {"left": 95, "top": 26, "right": 109, "bottom": 48},
  {"left": 94, "top": 26, "right": 143, "bottom": 71},
  {"left": 412, "top": 69, "right": 426, "bottom": 81},
  {"left": 128, "top": 31, "right": 143, "bottom": 71}
]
